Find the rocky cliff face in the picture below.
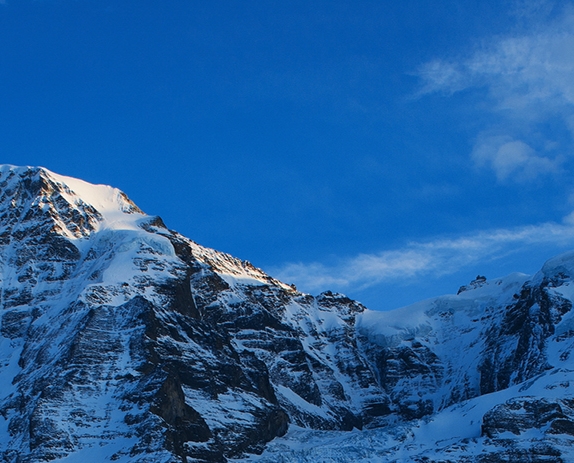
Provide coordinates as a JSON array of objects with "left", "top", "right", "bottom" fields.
[{"left": 0, "top": 166, "right": 573, "bottom": 462}]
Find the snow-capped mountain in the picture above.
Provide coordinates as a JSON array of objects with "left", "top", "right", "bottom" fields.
[{"left": 0, "top": 165, "right": 573, "bottom": 462}]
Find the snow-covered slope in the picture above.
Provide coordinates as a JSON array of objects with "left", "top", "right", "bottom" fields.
[
  {"left": 1, "top": 166, "right": 574, "bottom": 462},
  {"left": 240, "top": 268, "right": 574, "bottom": 462}
]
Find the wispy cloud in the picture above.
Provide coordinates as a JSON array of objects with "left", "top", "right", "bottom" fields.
[
  {"left": 271, "top": 217, "right": 574, "bottom": 293},
  {"left": 471, "top": 134, "right": 562, "bottom": 181},
  {"left": 417, "top": 8, "right": 574, "bottom": 110},
  {"left": 416, "top": 2, "right": 574, "bottom": 182}
]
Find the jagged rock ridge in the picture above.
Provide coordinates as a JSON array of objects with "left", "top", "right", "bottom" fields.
[{"left": 0, "top": 165, "right": 573, "bottom": 462}]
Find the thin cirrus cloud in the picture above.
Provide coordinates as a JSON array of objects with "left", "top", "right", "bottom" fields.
[
  {"left": 416, "top": 3, "right": 574, "bottom": 182},
  {"left": 271, "top": 217, "right": 574, "bottom": 293}
]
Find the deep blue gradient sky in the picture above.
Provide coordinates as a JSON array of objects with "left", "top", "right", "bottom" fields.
[{"left": 4, "top": 0, "right": 574, "bottom": 310}]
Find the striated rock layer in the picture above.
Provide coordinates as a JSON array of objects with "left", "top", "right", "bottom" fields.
[{"left": 0, "top": 166, "right": 573, "bottom": 462}]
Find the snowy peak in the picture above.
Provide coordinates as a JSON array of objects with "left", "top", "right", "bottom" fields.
[
  {"left": 45, "top": 168, "right": 145, "bottom": 229},
  {"left": 0, "top": 165, "right": 145, "bottom": 240},
  {"left": 2, "top": 165, "right": 287, "bottom": 290}
]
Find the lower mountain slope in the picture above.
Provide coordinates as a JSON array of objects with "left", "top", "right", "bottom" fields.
[{"left": 0, "top": 166, "right": 573, "bottom": 462}]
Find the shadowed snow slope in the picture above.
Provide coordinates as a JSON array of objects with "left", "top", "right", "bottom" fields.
[{"left": 0, "top": 166, "right": 573, "bottom": 462}]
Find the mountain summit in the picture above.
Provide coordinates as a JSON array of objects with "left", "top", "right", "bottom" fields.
[{"left": 1, "top": 166, "right": 574, "bottom": 462}]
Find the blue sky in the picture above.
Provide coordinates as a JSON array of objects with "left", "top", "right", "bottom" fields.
[{"left": 4, "top": 0, "right": 574, "bottom": 310}]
